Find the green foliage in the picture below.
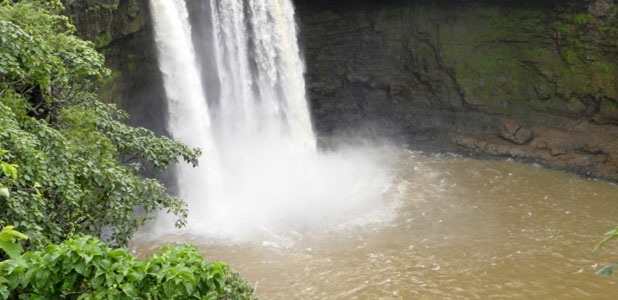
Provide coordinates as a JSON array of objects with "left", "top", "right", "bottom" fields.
[
  {"left": 0, "top": 150, "right": 17, "bottom": 198},
  {"left": 593, "top": 225, "right": 618, "bottom": 276},
  {"left": 0, "top": 0, "right": 200, "bottom": 247},
  {"left": 0, "top": 0, "right": 108, "bottom": 119},
  {"left": 0, "top": 235, "right": 257, "bottom": 299},
  {"left": 0, "top": 226, "right": 27, "bottom": 264}
]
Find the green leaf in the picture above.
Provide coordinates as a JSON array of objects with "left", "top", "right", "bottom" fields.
[
  {"left": 1, "top": 226, "right": 29, "bottom": 240},
  {"left": 108, "top": 248, "right": 126, "bottom": 259},
  {"left": 184, "top": 282, "right": 194, "bottom": 295},
  {"left": 593, "top": 226, "right": 618, "bottom": 253},
  {"left": 74, "top": 261, "right": 88, "bottom": 276},
  {"left": 120, "top": 283, "right": 135, "bottom": 296},
  {"left": 0, "top": 240, "right": 24, "bottom": 265},
  {"left": 597, "top": 263, "right": 618, "bottom": 276},
  {"left": 1, "top": 163, "right": 18, "bottom": 180},
  {"left": 0, "top": 286, "right": 9, "bottom": 300}
]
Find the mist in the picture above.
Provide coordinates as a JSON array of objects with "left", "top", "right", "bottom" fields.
[{"left": 140, "top": 0, "right": 396, "bottom": 243}]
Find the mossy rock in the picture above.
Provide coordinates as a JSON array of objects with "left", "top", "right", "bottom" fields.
[{"left": 430, "top": 1, "right": 618, "bottom": 118}]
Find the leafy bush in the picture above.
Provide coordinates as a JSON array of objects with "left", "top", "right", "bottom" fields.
[
  {"left": 0, "top": 0, "right": 200, "bottom": 247},
  {"left": 0, "top": 235, "right": 257, "bottom": 299}
]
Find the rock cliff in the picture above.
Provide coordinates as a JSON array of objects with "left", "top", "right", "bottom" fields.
[
  {"left": 64, "top": 0, "right": 168, "bottom": 134},
  {"left": 68, "top": 0, "right": 618, "bottom": 180},
  {"left": 295, "top": 0, "right": 618, "bottom": 179}
]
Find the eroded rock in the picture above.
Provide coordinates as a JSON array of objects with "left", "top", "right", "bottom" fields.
[
  {"left": 500, "top": 119, "right": 533, "bottom": 145},
  {"left": 454, "top": 119, "right": 618, "bottom": 180}
]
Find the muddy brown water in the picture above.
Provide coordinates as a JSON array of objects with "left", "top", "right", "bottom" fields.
[{"left": 132, "top": 150, "right": 618, "bottom": 299}]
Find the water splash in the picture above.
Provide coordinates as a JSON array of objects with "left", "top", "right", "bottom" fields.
[{"left": 147, "top": 0, "right": 394, "bottom": 241}]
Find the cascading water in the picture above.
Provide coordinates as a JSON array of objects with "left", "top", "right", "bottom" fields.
[
  {"left": 148, "top": 0, "right": 223, "bottom": 223},
  {"left": 209, "top": 0, "right": 315, "bottom": 152},
  {"left": 148, "top": 0, "right": 393, "bottom": 240}
]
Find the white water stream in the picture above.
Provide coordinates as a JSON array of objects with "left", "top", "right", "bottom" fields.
[
  {"left": 148, "top": 0, "right": 223, "bottom": 221},
  {"left": 147, "top": 0, "right": 392, "bottom": 239}
]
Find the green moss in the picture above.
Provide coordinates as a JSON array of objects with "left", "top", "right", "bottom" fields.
[
  {"left": 126, "top": 54, "right": 137, "bottom": 73},
  {"left": 85, "top": 3, "right": 119, "bottom": 13},
  {"left": 561, "top": 48, "right": 580, "bottom": 65},
  {"left": 437, "top": 4, "right": 552, "bottom": 112},
  {"left": 98, "top": 70, "right": 122, "bottom": 104},
  {"left": 595, "top": 98, "right": 618, "bottom": 124},
  {"left": 94, "top": 31, "right": 112, "bottom": 48},
  {"left": 589, "top": 61, "right": 616, "bottom": 96},
  {"left": 81, "top": 2, "right": 120, "bottom": 49},
  {"left": 431, "top": 1, "right": 618, "bottom": 116}
]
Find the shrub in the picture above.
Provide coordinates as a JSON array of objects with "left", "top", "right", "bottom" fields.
[
  {"left": 0, "top": 235, "right": 257, "bottom": 299},
  {"left": 0, "top": 0, "right": 200, "bottom": 247}
]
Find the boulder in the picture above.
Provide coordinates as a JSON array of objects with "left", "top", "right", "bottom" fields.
[{"left": 500, "top": 119, "right": 533, "bottom": 145}]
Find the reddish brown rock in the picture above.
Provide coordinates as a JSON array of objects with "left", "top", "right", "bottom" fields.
[
  {"left": 500, "top": 119, "right": 533, "bottom": 145},
  {"left": 550, "top": 146, "right": 568, "bottom": 156},
  {"left": 453, "top": 119, "right": 618, "bottom": 181},
  {"left": 535, "top": 140, "right": 548, "bottom": 149}
]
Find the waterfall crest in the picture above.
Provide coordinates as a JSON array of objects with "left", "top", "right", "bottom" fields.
[{"left": 209, "top": 0, "right": 315, "bottom": 152}]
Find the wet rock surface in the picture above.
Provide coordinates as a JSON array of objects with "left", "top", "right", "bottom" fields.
[
  {"left": 453, "top": 120, "right": 618, "bottom": 180},
  {"left": 66, "top": 0, "right": 168, "bottom": 134},
  {"left": 500, "top": 120, "right": 533, "bottom": 145},
  {"left": 294, "top": 0, "right": 618, "bottom": 180}
]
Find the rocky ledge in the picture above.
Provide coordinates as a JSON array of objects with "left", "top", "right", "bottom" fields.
[{"left": 454, "top": 119, "right": 618, "bottom": 179}]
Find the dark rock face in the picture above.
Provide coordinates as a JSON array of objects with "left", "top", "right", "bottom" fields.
[
  {"left": 294, "top": 0, "right": 618, "bottom": 180},
  {"left": 65, "top": 0, "right": 168, "bottom": 135},
  {"left": 295, "top": 0, "right": 468, "bottom": 144}
]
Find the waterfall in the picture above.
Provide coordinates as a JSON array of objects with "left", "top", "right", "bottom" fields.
[
  {"left": 149, "top": 0, "right": 223, "bottom": 219},
  {"left": 148, "top": 0, "right": 392, "bottom": 239},
  {"left": 209, "top": 0, "right": 315, "bottom": 152}
]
